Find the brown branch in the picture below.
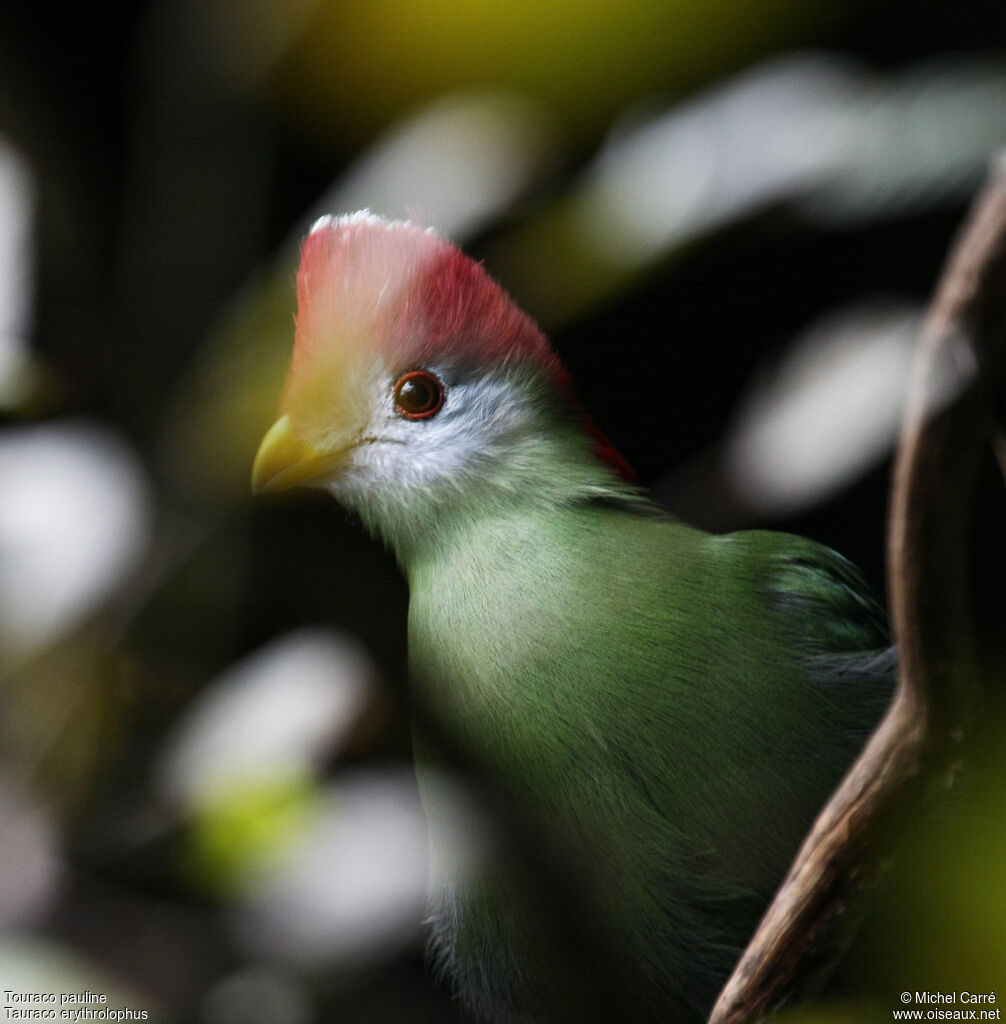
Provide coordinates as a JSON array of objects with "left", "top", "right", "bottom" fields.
[{"left": 708, "top": 156, "right": 1006, "bottom": 1024}]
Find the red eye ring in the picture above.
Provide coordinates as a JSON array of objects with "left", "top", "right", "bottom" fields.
[{"left": 393, "top": 370, "right": 445, "bottom": 420}]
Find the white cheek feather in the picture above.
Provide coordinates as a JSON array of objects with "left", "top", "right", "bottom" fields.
[{"left": 328, "top": 371, "right": 544, "bottom": 511}]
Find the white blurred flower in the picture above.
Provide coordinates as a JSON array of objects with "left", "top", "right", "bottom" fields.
[
  {"left": 0, "top": 935, "right": 162, "bottom": 1020},
  {"left": 310, "top": 89, "right": 559, "bottom": 244},
  {"left": 723, "top": 302, "right": 923, "bottom": 514},
  {"left": 581, "top": 55, "right": 857, "bottom": 267},
  {"left": 0, "top": 783, "right": 62, "bottom": 928},
  {"left": 200, "top": 965, "right": 312, "bottom": 1024},
  {"left": 576, "top": 54, "right": 1006, "bottom": 270},
  {"left": 232, "top": 769, "right": 429, "bottom": 968},
  {"left": 0, "top": 137, "right": 35, "bottom": 410},
  {"left": 0, "top": 420, "right": 150, "bottom": 658},
  {"left": 157, "top": 628, "right": 375, "bottom": 809}
]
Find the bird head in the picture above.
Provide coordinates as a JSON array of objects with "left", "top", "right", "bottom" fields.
[{"left": 253, "top": 212, "right": 631, "bottom": 545}]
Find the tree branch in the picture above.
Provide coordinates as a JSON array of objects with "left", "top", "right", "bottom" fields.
[{"left": 708, "top": 155, "right": 1006, "bottom": 1024}]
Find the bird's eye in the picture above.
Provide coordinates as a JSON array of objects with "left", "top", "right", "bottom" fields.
[{"left": 393, "top": 370, "right": 445, "bottom": 420}]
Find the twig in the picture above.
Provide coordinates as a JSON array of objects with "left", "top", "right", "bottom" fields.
[{"left": 708, "top": 155, "right": 1006, "bottom": 1024}]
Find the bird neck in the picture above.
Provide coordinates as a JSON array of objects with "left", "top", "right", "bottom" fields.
[{"left": 355, "top": 425, "right": 643, "bottom": 573}]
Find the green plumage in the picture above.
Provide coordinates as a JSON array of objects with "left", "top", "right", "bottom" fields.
[{"left": 398, "top": 433, "right": 890, "bottom": 1023}]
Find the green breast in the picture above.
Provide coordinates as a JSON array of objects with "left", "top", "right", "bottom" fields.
[{"left": 405, "top": 502, "right": 890, "bottom": 1022}]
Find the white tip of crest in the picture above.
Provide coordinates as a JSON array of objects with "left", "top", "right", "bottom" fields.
[{"left": 307, "top": 210, "right": 438, "bottom": 240}]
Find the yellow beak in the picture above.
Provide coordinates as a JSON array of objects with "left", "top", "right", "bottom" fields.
[{"left": 251, "top": 414, "right": 348, "bottom": 494}]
